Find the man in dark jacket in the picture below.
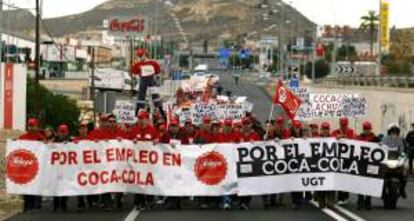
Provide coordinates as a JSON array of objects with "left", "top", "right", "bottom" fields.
[{"left": 405, "top": 123, "right": 414, "bottom": 174}]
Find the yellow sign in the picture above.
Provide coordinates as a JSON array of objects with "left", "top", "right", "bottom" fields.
[{"left": 380, "top": 0, "right": 390, "bottom": 54}]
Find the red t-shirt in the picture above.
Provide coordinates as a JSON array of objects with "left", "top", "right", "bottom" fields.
[
  {"left": 331, "top": 128, "right": 356, "bottom": 139},
  {"left": 100, "top": 127, "right": 128, "bottom": 140},
  {"left": 194, "top": 130, "right": 214, "bottom": 144},
  {"left": 159, "top": 131, "right": 190, "bottom": 145},
  {"left": 215, "top": 131, "right": 242, "bottom": 143},
  {"left": 72, "top": 136, "right": 89, "bottom": 143},
  {"left": 240, "top": 131, "right": 261, "bottom": 142},
  {"left": 19, "top": 132, "right": 45, "bottom": 141},
  {"left": 129, "top": 124, "right": 159, "bottom": 141},
  {"left": 131, "top": 60, "right": 161, "bottom": 77}
]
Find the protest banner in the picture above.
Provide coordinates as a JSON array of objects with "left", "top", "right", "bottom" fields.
[
  {"left": 191, "top": 102, "right": 219, "bottom": 125},
  {"left": 113, "top": 100, "right": 137, "bottom": 124},
  {"left": 296, "top": 94, "right": 366, "bottom": 121},
  {"left": 236, "top": 138, "right": 388, "bottom": 197},
  {"left": 6, "top": 140, "right": 237, "bottom": 196}
]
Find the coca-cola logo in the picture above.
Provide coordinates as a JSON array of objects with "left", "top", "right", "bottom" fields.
[
  {"left": 6, "top": 149, "right": 39, "bottom": 185},
  {"left": 194, "top": 151, "right": 227, "bottom": 186},
  {"left": 109, "top": 18, "right": 145, "bottom": 33}
]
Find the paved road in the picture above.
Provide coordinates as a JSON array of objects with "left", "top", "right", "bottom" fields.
[{"left": 7, "top": 72, "right": 414, "bottom": 221}]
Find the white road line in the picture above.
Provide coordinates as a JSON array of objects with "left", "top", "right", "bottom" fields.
[
  {"left": 124, "top": 206, "right": 140, "bottom": 221},
  {"left": 310, "top": 201, "right": 349, "bottom": 221},
  {"left": 334, "top": 205, "right": 367, "bottom": 221}
]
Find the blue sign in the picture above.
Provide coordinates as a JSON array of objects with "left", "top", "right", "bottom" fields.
[
  {"left": 219, "top": 47, "right": 231, "bottom": 59},
  {"left": 239, "top": 48, "right": 250, "bottom": 59}
]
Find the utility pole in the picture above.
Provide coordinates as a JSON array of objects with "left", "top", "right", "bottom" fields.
[
  {"left": 311, "top": 26, "right": 316, "bottom": 82},
  {"left": 130, "top": 36, "right": 135, "bottom": 97},
  {"left": 35, "top": 0, "right": 41, "bottom": 117},
  {"left": 90, "top": 48, "right": 97, "bottom": 122},
  {"left": 0, "top": 0, "right": 3, "bottom": 76}
]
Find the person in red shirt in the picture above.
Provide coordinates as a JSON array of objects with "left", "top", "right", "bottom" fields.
[
  {"left": 310, "top": 123, "right": 320, "bottom": 137},
  {"left": 88, "top": 114, "right": 109, "bottom": 140},
  {"left": 129, "top": 111, "right": 159, "bottom": 142},
  {"left": 331, "top": 117, "right": 356, "bottom": 139},
  {"left": 102, "top": 114, "right": 128, "bottom": 140},
  {"left": 128, "top": 111, "right": 158, "bottom": 210},
  {"left": 194, "top": 116, "right": 214, "bottom": 144},
  {"left": 274, "top": 116, "right": 291, "bottom": 139},
  {"left": 215, "top": 119, "right": 242, "bottom": 143},
  {"left": 184, "top": 121, "right": 197, "bottom": 144},
  {"left": 159, "top": 118, "right": 189, "bottom": 145},
  {"left": 315, "top": 122, "right": 336, "bottom": 208},
  {"left": 19, "top": 118, "right": 45, "bottom": 212},
  {"left": 331, "top": 117, "right": 355, "bottom": 205},
  {"left": 130, "top": 48, "right": 165, "bottom": 119},
  {"left": 356, "top": 121, "right": 379, "bottom": 210}
]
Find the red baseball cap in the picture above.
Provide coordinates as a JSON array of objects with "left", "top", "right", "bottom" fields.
[
  {"left": 224, "top": 119, "right": 233, "bottom": 126},
  {"left": 276, "top": 116, "right": 284, "bottom": 125},
  {"left": 339, "top": 117, "right": 349, "bottom": 126},
  {"left": 136, "top": 48, "right": 146, "bottom": 57},
  {"left": 293, "top": 120, "right": 302, "bottom": 129},
  {"left": 170, "top": 118, "right": 179, "bottom": 126},
  {"left": 27, "top": 118, "right": 39, "bottom": 127},
  {"left": 58, "top": 124, "right": 69, "bottom": 135},
  {"left": 321, "top": 122, "right": 331, "bottom": 130},
  {"left": 138, "top": 111, "right": 150, "bottom": 119},
  {"left": 203, "top": 116, "right": 212, "bottom": 124},
  {"left": 159, "top": 124, "right": 167, "bottom": 131},
  {"left": 362, "top": 121, "right": 372, "bottom": 130}
]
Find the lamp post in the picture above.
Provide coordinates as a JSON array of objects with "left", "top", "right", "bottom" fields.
[{"left": 35, "top": 0, "right": 41, "bottom": 117}]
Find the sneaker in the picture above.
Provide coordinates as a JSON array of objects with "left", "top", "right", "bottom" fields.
[
  {"left": 223, "top": 203, "right": 231, "bottom": 210},
  {"left": 240, "top": 203, "right": 250, "bottom": 210}
]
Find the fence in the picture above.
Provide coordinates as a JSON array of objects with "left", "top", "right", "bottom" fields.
[{"left": 317, "top": 75, "right": 414, "bottom": 88}]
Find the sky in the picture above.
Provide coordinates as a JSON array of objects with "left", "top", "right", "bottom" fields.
[{"left": 3, "top": 0, "right": 414, "bottom": 28}]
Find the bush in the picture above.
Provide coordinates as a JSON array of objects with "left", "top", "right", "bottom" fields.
[
  {"left": 304, "top": 59, "right": 331, "bottom": 79},
  {"left": 26, "top": 78, "right": 81, "bottom": 134}
]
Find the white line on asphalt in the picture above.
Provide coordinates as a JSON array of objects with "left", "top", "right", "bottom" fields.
[
  {"left": 124, "top": 206, "right": 140, "bottom": 221},
  {"left": 310, "top": 201, "right": 349, "bottom": 221},
  {"left": 334, "top": 205, "right": 366, "bottom": 221}
]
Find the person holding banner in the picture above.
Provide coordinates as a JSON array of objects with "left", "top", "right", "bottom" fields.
[
  {"left": 356, "top": 121, "right": 379, "bottom": 210},
  {"left": 88, "top": 114, "right": 109, "bottom": 140},
  {"left": 53, "top": 124, "right": 71, "bottom": 212},
  {"left": 215, "top": 119, "right": 241, "bottom": 143},
  {"left": 310, "top": 123, "right": 319, "bottom": 137},
  {"left": 18, "top": 118, "right": 45, "bottom": 213},
  {"left": 129, "top": 111, "right": 159, "bottom": 210},
  {"left": 406, "top": 123, "right": 414, "bottom": 174},
  {"left": 159, "top": 118, "right": 189, "bottom": 145},
  {"left": 331, "top": 117, "right": 355, "bottom": 205},
  {"left": 275, "top": 117, "right": 291, "bottom": 139},
  {"left": 194, "top": 116, "right": 214, "bottom": 144},
  {"left": 184, "top": 120, "right": 197, "bottom": 144},
  {"left": 43, "top": 126, "right": 56, "bottom": 143},
  {"left": 315, "top": 122, "right": 336, "bottom": 208}
]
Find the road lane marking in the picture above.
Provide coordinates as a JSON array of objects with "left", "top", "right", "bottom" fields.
[
  {"left": 334, "top": 205, "right": 366, "bottom": 221},
  {"left": 124, "top": 206, "right": 140, "bottom": 221},
  {"left": 310, "top": 201, "right": 348, "bottom": 221}
]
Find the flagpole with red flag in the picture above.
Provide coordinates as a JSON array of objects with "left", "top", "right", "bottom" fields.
[{"left": 273, "top": 80, "right": 302, "bottom": 120}]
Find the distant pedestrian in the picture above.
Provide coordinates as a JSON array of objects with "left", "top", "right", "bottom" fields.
[{"left": 405, "top": 123, "right": 414, "bottom": 174}]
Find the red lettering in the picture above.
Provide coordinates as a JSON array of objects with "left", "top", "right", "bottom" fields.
[
  {"left": 146, "top": 172, "right": 154, "bottom": 186},
  {"left": 149, "top": 151, "right": 158, "bottom": 164},
  {"left": 129, "top": 171, "right": 135, "bottom": 184},
  {"left": 89, "top": 172, "right": 99, "bottom": 185},
  {"left": 116, "top": 148, "right": 126, "bottom": 161},
  {"left": 68, "top": 151, "right": 78, "bottom": 165},
  {"left": 51, "top": 152, "right": 59, "bottom": 165},
  {"left": 106, "top": 148, "right": 114, "bottom": 162},
  {"left": 101, "top": 171, "right": 109, "bottom": 184},
  {"left": 77, "top": 172, "right": 87, "bottom": 186},
  {"left": 139, "top": 150, "right": 148, "bottom": 164},
  {"left": 93, "top": 150, "right": 101, "bottom": 163},
  {"left": 83, "top": 150, "right": 93, "bottom": 164},
  {"left": 172, "top": 153, "right": 181, "bottom": 166},
  {"left": 110, "top": 170, "right": 118, "bottom": 183},
  {"left": 163, "top": 153, "right": 172, "bottom": 166},
  {"left": 126, "top": 149, "right": 133, "bottom": 161}
]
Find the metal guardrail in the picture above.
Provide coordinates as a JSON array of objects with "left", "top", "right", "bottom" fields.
[{"left": 317, "top": 75, "right": 414, "bottom": 88}]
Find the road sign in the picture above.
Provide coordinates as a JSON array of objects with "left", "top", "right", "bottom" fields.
[{"left": 334, "top": 64, "right": 358, "bottom": 75}]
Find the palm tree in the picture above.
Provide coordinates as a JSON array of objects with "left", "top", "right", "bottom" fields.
[{"left": 360, "top": 10, "right": 379, "bottom": 56}]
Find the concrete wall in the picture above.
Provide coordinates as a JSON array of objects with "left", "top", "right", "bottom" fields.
[{"left": 304, "top": 84, "right": 414, "bottom": 136}]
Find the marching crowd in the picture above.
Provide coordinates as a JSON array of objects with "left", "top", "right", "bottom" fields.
[{"left": 18, "top": 110, "right": 414, "bottom": 213}]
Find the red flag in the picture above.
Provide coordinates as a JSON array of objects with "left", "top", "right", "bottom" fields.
[{"left": 273, "top": 80, "right": 302, "bottom": 119}]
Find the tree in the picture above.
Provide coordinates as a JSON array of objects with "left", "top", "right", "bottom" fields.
[
  {"left": 360, "top": 11, "right": 379, "bottom": 56},
  {"left": 26, "top": 78, "right": 81, "bottom": 134},
  {"left": 336, "top": 45, "right": 358, "bottom": 61},
  {"left": 304, "top": 59, "right": 330, "bottom": 79}
]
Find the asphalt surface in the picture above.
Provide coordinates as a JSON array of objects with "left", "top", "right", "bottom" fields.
[{"left": 7, "top": 71, "right": 414, "bottom": 221}]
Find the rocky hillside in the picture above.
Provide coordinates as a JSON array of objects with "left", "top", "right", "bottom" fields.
[{"left": 1, "top": 0, "right": 315, "bottom": 46}]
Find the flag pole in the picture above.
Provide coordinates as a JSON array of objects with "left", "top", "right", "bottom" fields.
[{"left": 264, "top": 103, "right": 275, "bottom": 140}]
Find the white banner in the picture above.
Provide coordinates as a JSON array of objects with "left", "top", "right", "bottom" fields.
[
  {"left": 296, "top": 93, "right": 366, "bottom": 121},
  {"left": 6, "top": 140, "right": 237, "bottom": 197},
  {"left": 113, "top": 100, "right": 137, "bottom": 124},
  {"left": 236, "top": 138, "right": 387, "bottom": 197}
]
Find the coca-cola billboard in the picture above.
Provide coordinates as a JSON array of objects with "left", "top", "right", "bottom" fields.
[{"left": 105, "top": 17, "right": 146, "bottom": 36}]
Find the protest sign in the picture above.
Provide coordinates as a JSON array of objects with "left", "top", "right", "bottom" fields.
[
  {"left": 191, "top": 102, "right": 219, "bottom": 125},
  {"left": 6, "top": 140, "right": 237, "bottom": 196},
  {"left": 296, "top": 94, "right": 366, "bottom": 121},
  {"left": 236, "top": 138, "right": 387, "bottom": 197},
  {"left": 113, "top": 100, "right": 136, "bottom": 124},
  {"left": 217, "top": 103, "right": 246, "bottom": 121}
]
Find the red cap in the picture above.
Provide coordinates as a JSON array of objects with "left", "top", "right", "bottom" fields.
[
  {"left": 27, "top": 118, "right": 39, "bottom": 127},
  {"left": 362, "top": 121, "right": 372, "bottom": 130},
  {"left": 159, "top": 124, "right": 167, "bottom": 131},
  {"left": 58, "top": 124, "right": 69, "bottom": 135},
  {"left": 339, "top": 117, "right": 349, "bottom": 127},
  {"left": 321, "top": 122, "right": 331, "bottom": 130},
  {"left": 138, "top": 111, "right": 150, "bottom": 119},
  {"left": 170, "top": 118, "right": 179, "bottom": 126},
  {"left": 136, "top": 48, "right": 146, "bottom": 57},
  {"left": 276, "top": 116, "right": 284, "bottom": 125},
  {"left": 203, "top": 116, "right": 212, "bottom": 124},
  {"left": 224, "top": 119, "right": 233, "bottom": 126},
  {"left": 293, "top": 120, "right": 302, "bottom": 129}
]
